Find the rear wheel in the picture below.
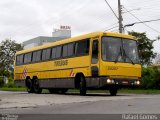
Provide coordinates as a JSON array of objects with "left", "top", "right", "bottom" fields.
[
  {"left": 26, "top": 78, "right": 34, "bottom": 93},
  {"left": 79, "top": 76, "right": 86, "bottom": 96},
  {"left": 109, "top": 86, "right": 118, "bottom": 96},
  {"left": 33, "top": 79, "right": 42, "bottom": 94}
]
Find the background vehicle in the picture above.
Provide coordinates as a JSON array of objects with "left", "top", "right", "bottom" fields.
[{"left": 14, "top": 32, "right": 141, "bottom": 96}]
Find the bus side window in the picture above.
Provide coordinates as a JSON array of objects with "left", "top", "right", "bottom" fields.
[
  {"left": 42, "top": 49, "right": 46, "bottom": 61},
  {"left": 24, "top": 52, "right": 32, "bottom": 64},
  {"left": 75, "top": 39, "right": 90, "bottom": 56},
  {"left": 68, "top": 43, "right": 74, "bottom": 57},
  {"left": 16, "top": 56, "right": 20, "bottom": 65},
  {"left": 46, "top": 48, "right": 51, "bottom": 60},
  {"left": 92, "top": 40, "right": 98, "bottom": 64},
  {"left": 32, "top": 51, "right": 37, "bottom": 62},
  {"left": 20, "top": 54, "right": 24, "bottom": 65},
  {"left": 42, "top": 48, "right": 51, "bottom": 61},
  {"left": 36, "top": 50, "right": 42, "bottom": 62},
  {"left": 16, "top": 54, "right": 24, "bottom": 65},
  {"left": 32, "top": 50, "right": 41, "bottom": 62},
  {"left": 62, "top": 44, "right": 68, "bottom": 58},
  {"left": 52, "top": 47, "right": 56, "bottom": 59},
  {"left": 55, "top": 46, "right": 62, "bottom": 59}
]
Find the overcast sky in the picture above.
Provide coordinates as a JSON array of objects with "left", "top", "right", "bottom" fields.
[{"left": 0, "top": 0, "right": 160, "bottom": 52}]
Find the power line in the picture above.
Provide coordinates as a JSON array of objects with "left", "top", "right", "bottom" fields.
[
  {"left": 104, "top": 0, "right": 119, "bottom": 20},
  {"left": 123, "top": 6, "right": 160, "bottom": 34},
  {"left": 104, "top": 25, "right": 119, "bottom": 31},
  {"left": 122, "top": 8, "right": 140, "bottom": 14},
  {"left": 103, "top": 22, "right": 118, "bottom": 30},
  {"left": 124, "top": 18, "right": 160, "bottom": 27}
]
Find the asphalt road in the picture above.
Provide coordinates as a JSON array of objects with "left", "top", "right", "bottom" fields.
[{"left": 0, "top": 91, "right": 160, "bottom": 119}]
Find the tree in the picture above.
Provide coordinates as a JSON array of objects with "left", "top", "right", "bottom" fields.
[
  {"left": 128, "top": 31, "right": 157, "bottom": 66},
  {"left": 0, "top": 39, "right": 23, "bottom": 77},
  {"left": 154, "top": 53, "right": 160, "bottom": 64}
]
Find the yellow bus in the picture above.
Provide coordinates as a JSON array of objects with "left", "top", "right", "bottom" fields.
[{"left": 14, "top": 32, "right": 141, "bottom": 96}]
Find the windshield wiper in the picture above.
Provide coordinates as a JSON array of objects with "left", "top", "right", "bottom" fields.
[
  {"left": 114, "top": 47, "right": 122, "bottom": 63},
  {"left": 122, "top": 49, "right": 135, "bottom": 65}
]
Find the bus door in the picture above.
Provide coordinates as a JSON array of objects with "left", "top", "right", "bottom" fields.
[{"left": 91, "top": 39, "right": 99, "bottom": 77}]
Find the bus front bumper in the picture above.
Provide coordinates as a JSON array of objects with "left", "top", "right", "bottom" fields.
[{"left": 86, "top": 77, "right": 141, "bottom": 89}]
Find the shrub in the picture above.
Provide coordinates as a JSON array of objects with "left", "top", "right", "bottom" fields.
[
  {"left": 0, "top": 77, "right": 4, "bottom": 87},
  {"left": 3, "top": 82, "right": 17, "bottom": 88},
  {"left": 141, "top": 67, "right": 160, "bottom": 89},
  {"left": 8, "top": 77, "right": 14, "bottom": 83}
]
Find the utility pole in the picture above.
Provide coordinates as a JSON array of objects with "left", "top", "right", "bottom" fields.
[{"left": 118, "top": 0, "right": 123, "bottom": 33}]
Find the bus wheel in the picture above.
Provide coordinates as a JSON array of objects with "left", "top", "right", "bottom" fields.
[
  {"left": 33, "top": 79, "right": 42, "bottom": 94},
  {"left": 59, "top": 89, "right": 68, "bottom": 94},
  {"left": 109, "top": 86, "right": 118, "bottom": 96},
  {"left": 26, "top": 78, "right": 34, "bottom": 93},
  {"left": 48, "top": 88, "right": 59, "bottom": 94},
  {"left": 79, "top": 76, "right": 86, "bottom": 96}
]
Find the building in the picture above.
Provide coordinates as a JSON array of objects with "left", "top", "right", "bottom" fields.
[
  {"left": 23, "top": 36, "right": 67, "bottom": 49},
  {"left": 152, "top": 64, "right": 160, "bottom": 70},
  {"left": 23, "top": 26, "right": 71, "bottom": 49}
]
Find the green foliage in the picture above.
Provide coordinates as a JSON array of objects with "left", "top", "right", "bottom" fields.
[
  {"left": 0, "top": 39, "right": 23, "bottom": 78},
  {"left": 141, "top": 67, "right": 160, "bottom": 89},
  {"left": 3, "top": 83, "right": 17, "bottom": 88},
  {"left": 8, "top": 77, "right": 14, "bottom": 83},
  {"left": 0, "top": 77, "right": 4, "bottom": 87},
  {"left": 128, "top": 31, "right": 157, "bottom": 66}
]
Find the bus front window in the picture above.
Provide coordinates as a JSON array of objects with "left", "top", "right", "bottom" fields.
[
  {"left": 102, "top": 37, "right": 123, "bottom": 62},
  {"left": 102, "top": 37, "right": 139, "bottom": 64},
  {"left": 122, "top": 39, "right": 139, "bottom": 64}
]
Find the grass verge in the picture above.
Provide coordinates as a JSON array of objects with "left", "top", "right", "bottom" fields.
[
  {"left": 119, "top": 89, "right": 160, "bottom": 94},
  {"left": 68, "top": 89, "right": 160, "bottom": 94},
  {"left": 0, "top": 87, "right": 26, "bottom": 92}
]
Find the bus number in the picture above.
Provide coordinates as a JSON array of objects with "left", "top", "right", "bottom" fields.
[
  {"left": 54, "top": 60, "right": 68, "bottom": 66},
  {"left": 108, "top": 66, "right": 118, "bottom": 70}
]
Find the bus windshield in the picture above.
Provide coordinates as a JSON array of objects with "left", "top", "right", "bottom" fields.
[{"left": 102, "top": 37, "right": 140, "bottom": 64}]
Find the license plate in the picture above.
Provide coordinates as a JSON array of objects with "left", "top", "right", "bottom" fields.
[{"left": 122, "top": 81, "right": 129, "bottom": 84}]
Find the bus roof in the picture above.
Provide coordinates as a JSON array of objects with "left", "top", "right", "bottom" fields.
[{"left": 16, "top": 32, "right": 135, "bottom": 55}]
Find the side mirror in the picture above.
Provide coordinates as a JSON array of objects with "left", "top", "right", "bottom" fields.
[{"left": 136, "top": 41, "right": 142, "bottom": 46}]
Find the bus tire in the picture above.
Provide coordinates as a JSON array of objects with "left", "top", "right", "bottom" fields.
[
  {"left": 33, "top": 79, "right": 42, "bottom": 94},
  {"left": 26, "top": 78, "right": 34, "bottom": 93},
  {"left": 79, "top": 76, "right": 86, "bottom": 96},
  {"left": 109, "top": 86, "right": 118, "bottom": 96}
]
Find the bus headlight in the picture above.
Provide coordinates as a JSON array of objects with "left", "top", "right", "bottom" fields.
[
  {"left": 106, "top": 79, "right": 115, "bottom": 84},
  {"left": 107, "top": 79, "right": 111, "bottom": 83},
  {"left": 134, "top": 81, "right": 140, "bottom": 85},
  {"left": 136, "top": 81, "right": 140, "bottom": 85}
]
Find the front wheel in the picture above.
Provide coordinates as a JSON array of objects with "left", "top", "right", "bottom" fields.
[
  {"left": 79, "top": 76, "right": 86, "bottom": 96},
  {"left": 109, "top": 86, "right": 118, "bottom": 96},
  {"left": 33, "top": 79, "right": 42, "bottom": 94}
]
